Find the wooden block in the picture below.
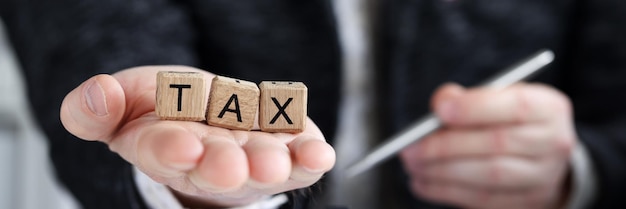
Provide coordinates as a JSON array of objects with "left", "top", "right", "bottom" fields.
[
  {"left": 206, "top": 76, "right": 260, "bottom": 130},
  {"left": 156, "top": 71, "right": 207, "bottom": 121},
  {"left": 259, "top": 81, "right": 307, "bottom": 133}
]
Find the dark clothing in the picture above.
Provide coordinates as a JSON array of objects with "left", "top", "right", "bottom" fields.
[{"left": 1, "top": 0, "right": 626, "bottom": 208}]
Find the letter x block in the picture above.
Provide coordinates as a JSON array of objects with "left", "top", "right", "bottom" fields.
[
  {"left": 207, "top": 76, "right": 260, "bottom": 130},
  {"left": 156, "top": 71, "right": 207, "bottom": 121},
  {"left": 259, "top": 81, "right": 307, "bottom": 133}
]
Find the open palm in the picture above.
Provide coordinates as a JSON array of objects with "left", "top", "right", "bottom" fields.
[{"left": 60, "top": 66, "right": 336, "bottom": 207}]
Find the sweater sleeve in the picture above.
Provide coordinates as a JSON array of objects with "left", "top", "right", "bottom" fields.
[
  {"left": 562, "top": 0, "right": 626, "bottom": 207},
  {"left": 0, "top": 0, "right": 198, "bottom": 208}
]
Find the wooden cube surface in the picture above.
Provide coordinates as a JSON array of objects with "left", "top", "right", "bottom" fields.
[
  {"left": 156, "top": 71, "right": 207, "bottom": 121},
  {"left": 206, "top": 76, "right": 260, "bottom": 130},
  {"left": 259, "top": 81, "right": 307, "bottom": 133}
]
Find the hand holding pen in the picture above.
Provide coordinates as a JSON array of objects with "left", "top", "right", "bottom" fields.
[{"left": 348, "top": 50, "right": 578, "bottom": 208}]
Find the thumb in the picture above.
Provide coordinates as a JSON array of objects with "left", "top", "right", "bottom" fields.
[
  {"left": 431, "top": 82, "right": 465, "bottom": 123},
  {"left": 60, "top": 74, "right": 126, "bottom": 142}
]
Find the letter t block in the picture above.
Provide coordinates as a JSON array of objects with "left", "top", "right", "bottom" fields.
[
  {"left": 156, "top": 71, "right": 207, "bottom": 121},
  {"left": 206, "top": 76, "right": 260, "bottom": 130},
  {"left": 259, "top": 81, "right": 307, "bottom": 133}
]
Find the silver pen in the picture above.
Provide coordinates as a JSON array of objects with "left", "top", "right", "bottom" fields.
[{"left": 344, "top": 49, "right": 555, "bottom": 178}]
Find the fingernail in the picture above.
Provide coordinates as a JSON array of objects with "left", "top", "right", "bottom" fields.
[
  {"left": 85, "top": 80, "right": 108, "bottom": 116},
  {"left": 438, "top": 100, "right": 456, "bottom": 122}
]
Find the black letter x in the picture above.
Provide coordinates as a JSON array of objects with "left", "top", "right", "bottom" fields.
[{"left": 270, "top": 97, "right": 293, "bottom": 124}]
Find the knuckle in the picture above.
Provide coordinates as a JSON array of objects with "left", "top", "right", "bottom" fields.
[
  {"left": 520, "top": 84, "right": 573, "bottom": 120},
  {"left": 514, "top": 86, "right": 531, "bottom": 123},
  {"left": 534, "top": 84, "right": 572, "bottom": 114},
  {"left": 488, "top": 160, "right": 505, "bottom": 187},
  {"left": 555, "top": 135, "right": 575, "bottom": 157},
  {"left": 490, "top": 127, "right": 507, "bottom": 156}
]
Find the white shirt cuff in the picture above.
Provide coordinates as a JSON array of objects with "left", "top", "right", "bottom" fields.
[
  {"left": 564, "top": 142, "right": 597, "bottom": 209},
  {"left": 132, "top": 166, "right": 288, "bottom": 209}
]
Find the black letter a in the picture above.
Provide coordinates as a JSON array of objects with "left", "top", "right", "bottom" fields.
[{"left": 218, "top": 94, "right": 242, "bottom": 122}]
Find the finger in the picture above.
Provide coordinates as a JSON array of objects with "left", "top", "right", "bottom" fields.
[
  {"left": 60, "top": 74, "right": 126, "bottom": 141},
  {"left": 402, "top": 124, "right": 558, "bottom": 164},
  {"left": 188, "top": 135, "right": 249, "bottom": 192},
  {"left": 288, "top": 118, "right": 335, "bottom": 180},
  {"left": 127, "top": 122, "right": 205, "bottom": 179},
  {"left": 432, "top": 83, "right": 571, "bottom": 126},
  {"left": 411, "top": 180, "right": 552, "bottom": 209},
  {"left": 288, "top": 135, "right": 336, "bottom": 184},
  {"left": 417, "top": 157, "right": 545, "bottom": 191},
  {"left": 244, "top": 137, "right": 292, "bottom": 188}
]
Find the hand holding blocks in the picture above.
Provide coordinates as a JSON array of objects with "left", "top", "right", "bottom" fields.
[{"left": 156, "top": 72, "right": 307, "bottom": 133}]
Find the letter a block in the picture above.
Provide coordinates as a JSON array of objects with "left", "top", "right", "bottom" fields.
[
  {"left": 207, "top": 76, "right": 260, "bottom": 130},
  {"left": 259, "top": 81, "right": 307, "bottom": 133},
  {"left": 156, "top": 71, "right": 207, "bottom": 121}
]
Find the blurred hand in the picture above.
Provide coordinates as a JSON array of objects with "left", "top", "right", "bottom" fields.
[
  {"left": 60, "top": 66, "right": 335, "bottom": 207},
  {"left": 400, "top": 83, "right": 575, "bottom": 209}
]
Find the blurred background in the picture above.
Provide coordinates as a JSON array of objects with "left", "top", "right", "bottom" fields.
[{"left": 0, "top": 19, "right": 79, "bottom": 209}]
